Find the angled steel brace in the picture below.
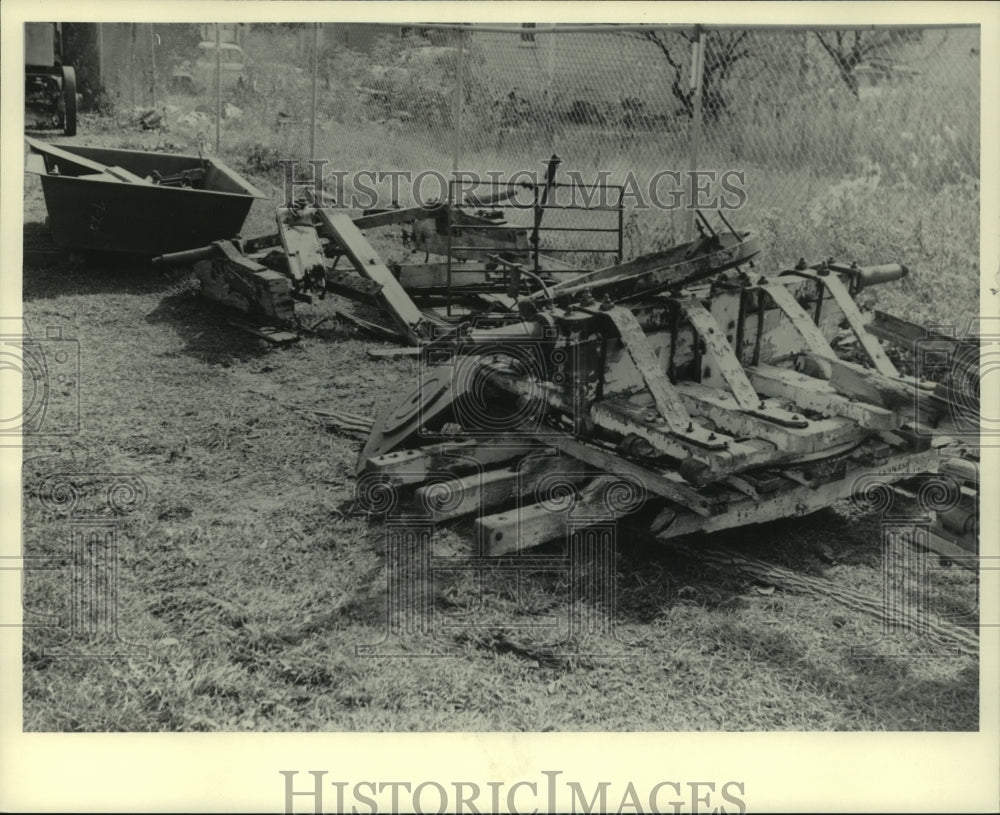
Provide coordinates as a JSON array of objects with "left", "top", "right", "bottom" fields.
[
  {"left": 760, "top": 282, "right": 837, "bottom": 359},
  {"left": 315, "top": 208, "right": 429, "bottom": 346},
  {"left": 795, "top": 271, "right": 900, "bottom": 378},
  {"left": 681, "top": 298, "right": 807, "bottom": 428},
  {"left": 603, "top": 306, "right": 728, "bottom": 449}
]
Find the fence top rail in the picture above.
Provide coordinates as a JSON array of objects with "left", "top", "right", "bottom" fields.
[{"left": 409, "top": 22, "right": 977, "bottom": 35}]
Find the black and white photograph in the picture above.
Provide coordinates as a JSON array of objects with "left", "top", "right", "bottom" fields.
[{"left": 3, "top": 1, "right": 998, "bottom": 812}]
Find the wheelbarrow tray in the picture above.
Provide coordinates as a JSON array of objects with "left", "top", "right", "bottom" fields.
[{"left": 25, "top": 139, "right": 267, "bottom": 256}]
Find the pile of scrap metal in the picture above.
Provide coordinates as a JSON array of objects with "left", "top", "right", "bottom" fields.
[
  {"left": 155, "top": 191, "right": 565, "bottom": 345},
  {"left": 153, "top": 199, "right": 759, "bottom": 354},
  {"left": 865, "top": 310, "right": 980, "bottom": 561},
  {"left": 354, "top": 237, "right": 979, "bottom": 565},
  {"left": 149, "top": 157, "right": 977, "bottom": 566},
  {"left": 153, "top": 155, "right": 626, "bottom": 344}
]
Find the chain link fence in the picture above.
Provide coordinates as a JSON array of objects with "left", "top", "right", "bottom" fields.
[{"left": 88, "top": 22, "right": 980, "bottom": 325}]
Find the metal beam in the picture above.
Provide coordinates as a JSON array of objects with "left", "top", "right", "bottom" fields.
[
  {"left": 315, "top": 209, "right": 429, "bottom": 345},
  {"left": 802, "top": 271, "right": 900, "bottom": 377},
  {"left": 760, "top": 282, "right": 836, "bottom": 359},
  {"left": 747, "top": 363, "right": 898, "bottom": 430},
  {"left": 680, "top": 298, "right": 760, "bottom": 408}
]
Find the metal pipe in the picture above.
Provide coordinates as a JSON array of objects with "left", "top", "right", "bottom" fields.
[
  {"left": 97, "top": 23, "right": 104, "bottom": 90},
  {"left": 215, "top": 24, "right": 221, "bottom": 153},
  {"left": 686, "top": 26, "right": 706, "bottom": 242},
  {"left": 853, "top": 263, "right": 909, "bottom": 288},
  {"left": 616, "top": 189, "right": 624, "bottom": 264},
  {"left": 310, "top": 22, "right": 319, "bottom": 162},
  {"left": 451, "top": 29, "right": 465, "bottom": 183},
  {"left": 448, "top": 30, "right": 466, "bottom": 316},
  {"left": 149, "top": 24, "right": 157, "bottom": 108}
]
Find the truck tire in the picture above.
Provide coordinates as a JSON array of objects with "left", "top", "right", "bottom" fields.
[{"left": 61, "top": 66, "right": 77, "bottom": 136}]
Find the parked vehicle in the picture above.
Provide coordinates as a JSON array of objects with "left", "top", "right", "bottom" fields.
[
  {"left": 24, "top": 22, "right": 79, "bottom": 136},
  {"left": 170, "top": 41, "right": 254, "bottom": 95}
]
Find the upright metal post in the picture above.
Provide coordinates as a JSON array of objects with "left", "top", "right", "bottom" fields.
[
  {"left": 97, "top": 23, "right": 104, "bottom": 90},
  {"left": 130, "top": 23, "right": 137, "bottom": 108},
  {"left": 451, "top": 28, "right": 465, "bottom": 185},
  {"left": 685, "top": 26, "right": 706, "bottom": 241},
  {"left": 149, "top": 24, "right": 157, "bottom": 108},
  {"left": 215, "top": 24, "right": 222, "bottom": 153},
  {"left": 447, "top": 27, "right": 466, "bottom": 316},
  {"left": 310, "top": 22, "right": 319, "bottom": 162}
]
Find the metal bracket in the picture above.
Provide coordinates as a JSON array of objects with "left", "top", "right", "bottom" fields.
[
  {"left": 276, "top": 205, "right": 328, "bottom": 290},
  {"left": 681, "top": 298, "right": 807, "bottom": 428},
  {"left": 796, "top": 271, "right": 899, "bottom": 378},
  {"left": 760, "top": 282, "right": 837, "bottom": 360},
  {"left": 603, "top": 305, "right": 727, "bottom": 448},
  {"left": 316, "top": 208, "right": 429, "bottom": 346}
]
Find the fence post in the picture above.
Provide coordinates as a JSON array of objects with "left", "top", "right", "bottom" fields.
[
  {"left": 448, "top": 27, "right": 466, "bottom": 317},
  {"left": 310, "top": 22, "right": 319, "bottom": 162},
  {"left": 685, "top": 25, "right": 706, "bottom": 241},
  {"left": 215, "top": 24, "right": 222, "bottom": 153},
  {"left": 149, "top": 24, "right": 156, "bottom": 109},
  {"left": 451, "top": 27, "right": 466, "bottom": 186},
  {"left": 97, "top": 24, "right": 104, "bottom": 93}
]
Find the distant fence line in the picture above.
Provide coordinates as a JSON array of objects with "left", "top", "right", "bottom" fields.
[{"left": 68, "top": 22, "right": 978, "bottom": 252}]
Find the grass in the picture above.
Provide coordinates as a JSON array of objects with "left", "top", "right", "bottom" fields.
[{"left": 20, "top": 25, "right": 981, "bottom": 732}]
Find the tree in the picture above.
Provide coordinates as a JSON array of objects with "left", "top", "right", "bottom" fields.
[
  {"left": 626, "top": 28, "right": 754, "bottom": 122},
  {"left": 813, "top": 29, "right": 923, "bottom": 97}
]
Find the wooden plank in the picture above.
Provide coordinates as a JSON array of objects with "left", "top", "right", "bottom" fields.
[
  {"left": 675, "top": 381, "right": 865, "bottom": 454},
  {"left": 226, "top": 319, "right": 299, "bottom": 345},
  {"left": 362, "top": 440, "right": 537, "bottom": 486},
  {"left": 367, "top": 346, "right": 422, "bottom": 359},
  {"left": 396, "top": 262, "right": 503, "bottom": 290},
  {"left": 324, "top": 268, "right": 383, "bottom": 303},
  {"left": 477, "top": 359, "right": 767, "bottom": 477},
  {"left": 316, "top": 209, "right": 427, "bottom": 345},
  {"left": 867, "top": 310, "right": 938, "bottom": 349},
  {"left": 413, "top": 209, "right": 531, "bottom": 262},
  {"left": 470, "top": 292, "right": 518, "bottom": 311},
  {"left": 806, "top": 354, "right": 944, "bottom": 427},
  {"left": 603, "top": 306, "right": 698, "bottom": 436},
  {"left": 747, "top": 363, "right": 898, "bottom": 430},
  {"left": 657, "top": 446, "right": 941, "bottom": 539},
  {"left": 333, "top": 308, "right": 404, "bottom": 342},
  {"left": 531, "top": 431, "right": 716, "bottom": 516},
  {"left": 476, "top": 475, "right": 634, "bottom": 555},
  {"left": 352, "top": 205, "right": 438, "bottom": 230},
  {"left": 681, "top": 299, "right": 761, "bottom": 408},
  {"left": 415, "top": 454, "right": 589, "bottom": 522},
  {"left": 591, "top": 399, "right": 794, "bottom": 482},
  {"left": 925, "top": 532, "right": 978, "bottom": 570}
]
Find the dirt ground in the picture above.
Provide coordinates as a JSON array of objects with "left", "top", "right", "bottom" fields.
[{"left": 19, "top": 130, "right": 979, "bottom": 733}]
